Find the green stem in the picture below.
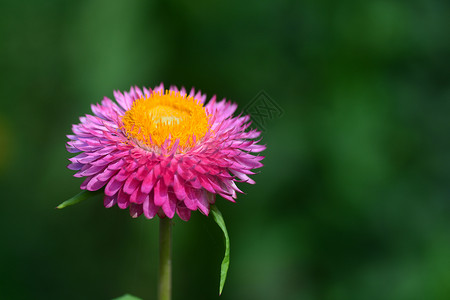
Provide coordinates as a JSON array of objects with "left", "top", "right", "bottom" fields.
[{"left": 158, "top": 217, "right": 172, "bottom": 300}]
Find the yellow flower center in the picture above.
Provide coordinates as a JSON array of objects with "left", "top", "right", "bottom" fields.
[{"left": 121, "top": 90, "right": 209, "bottom": 149}]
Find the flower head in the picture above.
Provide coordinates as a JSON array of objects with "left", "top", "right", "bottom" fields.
[{"left": 67, "top": 84, "right": 265, "bottom": 220}]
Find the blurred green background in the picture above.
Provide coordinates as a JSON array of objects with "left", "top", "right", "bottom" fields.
[{"left": 0, "top": 0, "right": 449, "bottom": 299}]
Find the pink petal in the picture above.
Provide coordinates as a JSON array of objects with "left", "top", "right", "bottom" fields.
[
  {"left": 129, "top": 203, "right": 143, "bottom": 218},
  {"left": 67, "top": 162, "right": 83, "bottom": 170},
  {"left": 196, "top": 190, "right": 210, "bottom": 215},
  {"left": 141, "top": 169, "right": 155, "bottom": 194},
  {"left": 163, "top": 169, "right": 174, "bottom": 187},
  {"left": 189, "top": 176, "right": 202, "bottom": 189},
  {"left": 97, "top": 168, "right": 118, "bottom": 182},
  {"left": 143, "top": 192, "right": 157, "bottom": 219},
  {"left": 219, "top": 192, "right": 236, "bottom": 202},
  {"left": 173, "top": 175, "right": 187, "bottom": 200},
  {"left": 183, "top": 186, "right": 198, "bottom": 210},
  {"left": 154, "top": 180, "right": 168, "bottom": 207},
  {"left": 162, "top": 191, "right": 176, "bottom": 218},
  {"left": 117, "top": 189, "right": 130, "bottom": 209},
  {"left": 135, "top": 165, "right": 148, "bottom": 181},
  {"left": 176, "top": 205, "right": 191, "bottom": 221},
  {"left": 86, "top": 176, "right": 107, "bottom": 191},
  {"left": 230, "top": 169, "right": 255, "bottom": 184},
  {"left": 105, "top": 177, "right": 124, "bottom": 196},
  {"left": 104, "top": 194, "right": 117, "bottom": 208},
  {"left": 130, "top": 187, "right": 146, "bottom": 204},
  {"left": 80, "top": 176, "right": 93, "bottom": 190},
  {"left": 115, "top": 168, "right": 131, "bottom": 182},
  {"left": 107, "top": 158, "right": 126, "bottom": 170},
  {"left": 123, "top": 175, "right": 139, "bottom": 195},
  {"left": 76, "top": 164, "right": 106, "bottom": 177},
  {"left": 114, "top": 90, "right": 132, "bottom": 111},
  {"left": 198, "top": 175, "right": 215, "bottom": 193},
  {"left": 153, "top": 163, "right": 162, "bottom": 179}
]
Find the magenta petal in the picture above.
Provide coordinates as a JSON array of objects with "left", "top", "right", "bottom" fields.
[
  {"left": 86, "top": 176, "right": 107, "bottom": 191},
  {"left": 129, "top": 203, "right": 143, "bottom": 218},
  {"left": 173, "top": 175, "right": 187, "bottom": 200},
  {"left": 141, "top": 169, "right": 155, "bottom": 194},
  {"left": 66, "top": 144, "right": 80, "bottom": 153},
  {"left": 97, "top": 168, "right": 118, "bottom": 182},
  {"left": 220, "top": 180, "right": 237, "bottom": 198},
  {"left": 107, "top": 158, "right": 126, "bottom": 170},
  {"left": 163, "top": 170, "right": 173, "bottom": 187},
  {"left": 205, "top": 176, "right": 223, "bottom": 193},
  {"left": 196, "top": 190, "right": 210, "bottom": 215},
  {"left": 176, "top": 164, "right": 187, "bottom": 180},
  {"left": 162, "top": 191, "right": 176, "bottom": 218},
  {"left": 123, "top": 175, "right": 139, "bottom": 195},
  {"left": 198, "top": 175, "right": 215, "bottom": 193},
  {"left": 114, "top": 90, "right": 132, "bottom": 111},
  {"left": 117, "top": 189, "right": 130, "bottom": 209},
  {"left": 193, "top": 164, "right": 207, "bottom": 173},
  {"left": 136, "top": 189, "right": 147, "bottom": 204},
  {"left": 135, "top": 165, "right": 148, "bottom": 181},
  {"left": 67, "top": 162, "right": 83, "bottom": 170},
  {"left": 129, "top": 187, "right": 140, "bottom": 203},
  {"left": 143, "top": 192, "right": 157, "bottom": 219},
  {"left": 176, "top": 205, "right": 191, "bottom": 221},
  {"left": 235, "top": 156, "right": 264, "bottom": 169},
  {"left": 154, "top": 180, "right": 168, "bottom": 207},
  {"left": 104, "top": 194, "right": 117, "bottom": 208},
  {"left": 247, "top": 144, "right": 266, "bottom": 153},
  {"left": 190, "top": 176, "right": 202, "bottom": 189},
  {"left": 230, "top": 169, "right": 255, "bottom": 184},
  {"left": 153, "top": 163, "right": 162, "bottom": 179},
  {"left": 230, "top": 181, "right": 244, "bottom": 194},
  {"left": 184, "top": 187, "right": 198, "bottom": 210},
  {"left": 115, "top": 169, "right": 130, "bottom": 182},
  {"left": 219, "top": 192, "right": 236, "bottom": 202},
  {"left": 129, "top": 185, "right": 145, "bottom": 204},
  {"left": 105, "top": 177, "right": 124, "bottom": 196},
  {"left": 80, "top": 176, "right": 93, "bottom": 190}
]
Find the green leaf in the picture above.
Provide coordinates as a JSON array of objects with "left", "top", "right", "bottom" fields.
[
  {"left": 112, "top": 294, "right": 142, "bottom": 300},
  {"left": 56, "top": 190, "right": 103, "bottom": 209},
  {"left": 210, "top": 205, "right": 230, "bottom": 295}
]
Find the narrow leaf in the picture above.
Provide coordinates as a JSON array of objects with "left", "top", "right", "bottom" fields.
[
  {"left": 56, "top": 190, "right": 103, "bottom": 209},
  {"left": 210, "top": 205, "right": 230, "bottom": 295},
  {"left": 112, "top": 294, "right": 142, "bottom": 300}
]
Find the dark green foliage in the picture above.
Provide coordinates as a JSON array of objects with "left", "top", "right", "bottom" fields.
[{"left": 0, "top": 0, "right": 449, "bottom": 299}]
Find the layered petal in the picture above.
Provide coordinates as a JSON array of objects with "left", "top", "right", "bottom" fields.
[{"left": 67, "top": 84, "right": 265, "bottom": 220}]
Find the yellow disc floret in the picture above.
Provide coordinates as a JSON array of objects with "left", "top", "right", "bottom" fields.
[{"left": 121, "top": 90, "right": 209, "bottom": 149}]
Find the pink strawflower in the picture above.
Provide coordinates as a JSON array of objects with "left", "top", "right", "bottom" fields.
[{"left": 67, "top": 84, "right": 265, "bottom": 220}]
